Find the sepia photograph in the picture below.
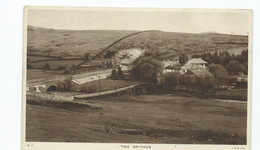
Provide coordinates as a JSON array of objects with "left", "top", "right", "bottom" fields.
[{"left": 22, "top": 7, "right": 252, "bottom": 149}]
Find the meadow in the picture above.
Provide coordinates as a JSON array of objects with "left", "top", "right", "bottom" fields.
[{"left": 26, "top": 95, "right": 247, "bottom": 144}]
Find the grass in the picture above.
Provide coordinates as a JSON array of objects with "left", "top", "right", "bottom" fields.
[
  {"left": 27, "top": 55, "right": 59, "bottom": 62},
  {"left": 27, "top": 69, "right": 64, "bottom": 80},
  {"left": 28, "top": 59, "right": 84, "bottom": 70},
  {"left": 26, "top": 95, "right": 247, "bottom": 144},
  {"left": 215, "top": 89, "right": 247, "bottom": 100},
  {"left": 28, "top": 26, "right": 136, "bottom": 57}
]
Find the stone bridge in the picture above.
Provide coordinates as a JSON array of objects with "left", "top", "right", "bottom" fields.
[
  {"left": 26, "top": 69, "right": 112, "bottom": 93},
  {"left": 74, "top": 83, "right": 158, "bottom": 100}
]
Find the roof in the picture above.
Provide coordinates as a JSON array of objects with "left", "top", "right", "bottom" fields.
[
  {"left": 186, "top": 68, "right": 213, "bottom": 78},
  {"left": 162, "top": 61, "right": 175, "bottom": 68},
  {"left": 165, "top": 62, "right": 182, "bottom": 70},
  {"left": 186, "top": 58, "right": 208, "bottom": 64},
  {"left": 182, "top": 64, "right": 205, "bottom": 70}
]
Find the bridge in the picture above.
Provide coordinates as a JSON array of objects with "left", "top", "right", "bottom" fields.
[
  {"left": 26, "top": 69, "right": 112, "bottom": 93},
  {"left": 74, "top": 83, "right": 157, "bottom": 100}
]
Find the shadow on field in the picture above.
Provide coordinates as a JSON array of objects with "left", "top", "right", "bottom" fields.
[
  {"left": 119, "top": 128, "right": 246, "bottom": 144},
  {"left": 27, "top": 99, "right": 102, "bottom": 113}
]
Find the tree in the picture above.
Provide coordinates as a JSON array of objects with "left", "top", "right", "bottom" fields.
[
  {"left": 111, "top": 69, "right": 116, "bottom": 78},
  {"left": 208, "top": 64, "right": 229, "bottom": 85},
  {"left": 179, "top": 54, "right": 188, "bottom": 65},
  {"left": 226, "top": 60, "right": 246, "bottom": 75},
  {"left": 64, "top": 76, "right": 73, "bottom": 91},
  {"left": 132, "top": 57, "right": 163, "bottom": 82},
  {"left": 117, "top": 65, "right": 124, "bottom": 79},
  {"left": 104, "top": 51, "right": 116, "bottom": 59},
  {"left": 197, "top": 76, "right": 215, "bottom": 96},
  {"left": 161, "top": 73, "right": 178, "bottom": 90},
  {"left": 84, "top": 53, "right": 91, "bottom": 62}
]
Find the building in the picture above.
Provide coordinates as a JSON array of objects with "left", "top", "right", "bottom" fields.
[
  {"left": 185, "top": 67, "right": 213, "bottom": 79},
  {"left": 163, "top": 62, "right": 182, "bottom": 74},
  {"left": 180, "top": 57, "right": 213, "bottom": 78},
  {"left": 181, "top": 58, "right": 208, "bottom": 74}
]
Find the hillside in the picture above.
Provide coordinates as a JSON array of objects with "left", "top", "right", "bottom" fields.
[
  {"left": 27, "top": 26, "right": 137, "bottom": 58},
  {"left": 27, "top": 26, "right": 248, "bottom": 59}
]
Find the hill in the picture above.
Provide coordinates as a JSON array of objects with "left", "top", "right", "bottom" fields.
[{"left": 27, "top": 26, "right": 248, "bottom": 59}]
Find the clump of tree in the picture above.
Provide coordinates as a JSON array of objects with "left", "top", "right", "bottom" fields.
[
  {"left": 56, "top": 76, "right": 73, "bottom": 91},
  {"left": 64, "top": 76, "right": 73, "bottom": 91},
  {"left": 226, "top": 60, "right": 246, "bottom": 75},
  {"left": 117, "top": 66, "right": 124, "bottom": 79},
  {"left": 104, "top": 51, "right": 116, "bottom": 59},
  {"left": 179, "top": 54, "right": 188, "bottom": 65},
  {"left": 131, "top": 57, "right": 163, "bottom": 83},
  {"left": 111, "top": 65, "right": 124, "bottom": 79},
  {"left": 208, "top": 64, "right": 230, "bottom": 85},
  {"left": 111, "top": 68, "right": 116, "bottom": 78},
  {"left": 192, "top": 50, "right": 248, "bottom": 75},
  {"left": 160, "top": 73, "right": 215, "bottom": 97}
]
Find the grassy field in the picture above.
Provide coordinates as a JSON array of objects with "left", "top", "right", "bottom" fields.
[
  {"left": 28, "top": 26, "right": 136, "bottom": 57},
  {"left": 26, "top": 95, "right": 247, "bottom": 144},
  {"left": 215, "top": 89, "right": 247, "bottom": 100},
  {"left": 27, "top": 26, "right": 248, "bottom": 59},
  {"left": 28, "top": 59, "right": 84, "bottom": 70},
  {"left": 27, "top": 69, "right": 64, "bottom": 80}
]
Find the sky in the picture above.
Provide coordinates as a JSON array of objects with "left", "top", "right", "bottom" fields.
[{"left": 27, "top": 8, "right": 252, "bottom": 35}]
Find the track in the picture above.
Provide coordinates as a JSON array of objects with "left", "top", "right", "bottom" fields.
[{"left": 92, "top": 30, "right": 161, "bottom": 59}]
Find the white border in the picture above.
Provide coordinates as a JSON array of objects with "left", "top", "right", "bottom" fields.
[{"left": 0, "top": 1, "right": 259, "bottom": 150}]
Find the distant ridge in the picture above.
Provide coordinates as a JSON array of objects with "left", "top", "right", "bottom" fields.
[{"left": 27, "top": 26, "right": 248, "bottom": 59}]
